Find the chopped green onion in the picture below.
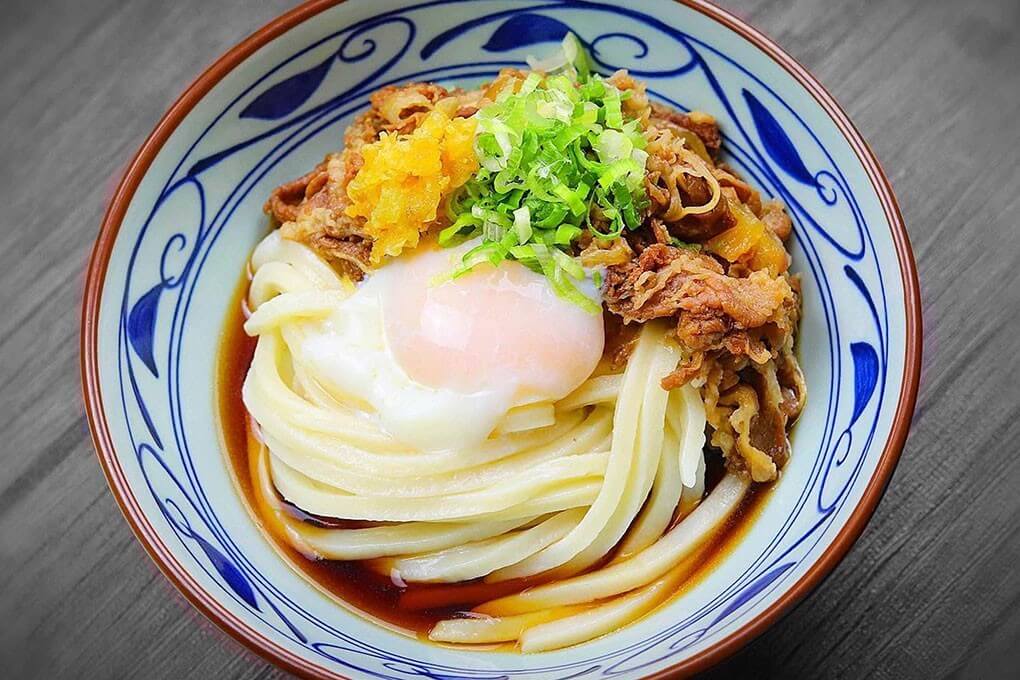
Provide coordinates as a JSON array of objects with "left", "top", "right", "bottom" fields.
[
  {"left": 552, "top": 248, "right": 585, "bottom": 279},
  {"left": 513, "top": 205, "right": 532, "bottom": 245},
  {"left": 603, "top": 87, "right": 623, "bottom": 129},
  {"left": 519, "top": 71, "right": 542, "bottom": 95},
  {"left": 595, "top": 129, "right": 633, "bottom": 163},
  {"left": 553, "top": 224, "right": 582, "bottom": 245},
  {"left": 441, "top": 34, "right": 648, "bottom": 312},
  {"left": 553, "top": 182, "right": 587, "bottom": 216},
  {"left": 597, "top": 159, "right": 640, "bottom": 189}
]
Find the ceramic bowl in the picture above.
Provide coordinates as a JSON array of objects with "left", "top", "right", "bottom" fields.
[{"left": 82, "top": 0, "right": 922, "bottom": 677}]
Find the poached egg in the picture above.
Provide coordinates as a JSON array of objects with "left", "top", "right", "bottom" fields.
[{"left": 297, "top": 242, "right": 604, "bottom": 451}]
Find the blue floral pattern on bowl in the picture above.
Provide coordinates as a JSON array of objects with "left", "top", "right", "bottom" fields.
[{"left": 86, "top": 1, "right": 915, "bottom": 677}]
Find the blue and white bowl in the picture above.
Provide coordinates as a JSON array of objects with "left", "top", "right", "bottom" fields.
[{"left": 82, "top": 0, "right": 922, "bottom": 677}]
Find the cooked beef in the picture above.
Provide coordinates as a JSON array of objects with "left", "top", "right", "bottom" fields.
[
  {"left": 648, "top": 102, "right": 722, "bottom": 158},
  {"left": 714, "top": 165, "right": 763, "bottom": 216},
  {"left": 644, "top": 122, "right": 735, "bottom": 242},
  {"left": 269, "top": 152, "right": 370, "bottom": 278},
  {"left": 603, "top": 244, "right": 796, "bottom": 348},
  {"left": 368, "top": 82, "right": 451, "bottom": 135},
  {"left": 759, "top": 199, "right": 793, "bottom": 240}
]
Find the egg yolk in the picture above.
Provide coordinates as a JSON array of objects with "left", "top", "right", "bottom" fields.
[{"left": 379, "top": 245, "right": 604, "bottom": 403}]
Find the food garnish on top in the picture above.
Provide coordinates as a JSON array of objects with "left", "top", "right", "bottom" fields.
[{"left": 263, "top": 35, "right": 804, "bottom": 483}]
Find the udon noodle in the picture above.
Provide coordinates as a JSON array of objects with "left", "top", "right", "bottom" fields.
[{"left": 227, "top": 35, "right": 804, "bottom": 652}]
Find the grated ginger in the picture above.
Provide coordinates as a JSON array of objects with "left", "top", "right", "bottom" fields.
[{"left": 345, "top": 108, "right": 478, "bottom": 263}]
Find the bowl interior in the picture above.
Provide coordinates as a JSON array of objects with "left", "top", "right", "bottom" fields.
[{"left": 87, "top": 0, "right": 913, "bottom": 677}]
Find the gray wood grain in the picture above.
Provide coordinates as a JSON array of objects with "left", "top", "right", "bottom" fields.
[{"left": 1, "top": 0, "right": 1017, "bottom": 677}]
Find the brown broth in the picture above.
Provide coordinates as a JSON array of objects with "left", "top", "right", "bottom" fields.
[{"left": 216, "top": 271, "right": 772, "bottom": 644}]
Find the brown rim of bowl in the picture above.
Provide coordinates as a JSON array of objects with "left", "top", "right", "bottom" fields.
[{"left": 80, "top": 0, "right": 922, "bottom": 677}]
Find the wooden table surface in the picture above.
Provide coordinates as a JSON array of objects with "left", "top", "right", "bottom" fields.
[{"left": 2, "top": 0, "right": 1018, "bottom": 677}]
